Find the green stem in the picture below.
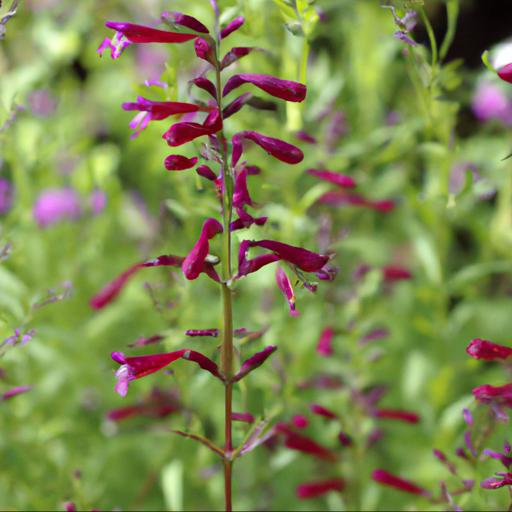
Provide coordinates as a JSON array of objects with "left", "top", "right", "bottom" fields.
[{"left": 214, "top": 35, "right": 235, "bottom": 512}]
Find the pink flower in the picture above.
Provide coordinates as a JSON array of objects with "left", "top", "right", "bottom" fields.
[
  {"left": 223, "top": 74, "right": 306, "bottom": 103},
  {"left": 292, "top": 415, "right": 309, "bottom": 429},
  {"left": 275, "top": 267, "right": 299, "bottom": 317},
  {"left": 498, "top": 63, "right": 512, "bottom": 84},
  {"left": 466, "top": 339, "right": 512, "bottom": 361},
  {"left": 472, "top": 83, "right": 512, "bottom": 124},
  {"left": 319, "top": 190, "right": 395, "bottom": 212},
  {"left": 296, "top": 478, "right": 345, "bottom": 499},
  {"left": 372, "top": 469, "right": 430, "bottom": 497},
  {"left": 1, "top": 385, "right": 32, "bottom": 400},
  {"left": 112, "top": 349, "right": 223, "bottom": 397},
  {"left": 221, "top": 47, "right": 256, "bottom": 70},
  {"left": 233, "top": 345, "right": 277, "bottom": 382},
  {"left": 316, "top": 327, "right": 334, "bottom": 356},
  {"left": 472, "top": 384, "right": 512, "bottom": 406},
  {"left": 306, "top": 168, "right": 356, "bottom": 188},
  {"left": 182, "top": 218, "right": 223, "bottom": 280},
  {"left": 33, "top": 188, "right": 81, "bottom": 227},
  {"left": 163, "top": 109, "right": 222, "bottom": 147},
  {"left": 161, "top": 11, "right": 209, "bottom": 34},
  {"left": 232, "top": 412, "right": 255, "bottom": 423},
  {"left": 277, "top": 424, "right": 337, "bottom": 462},
  {"left": 89, "top": 189, "right": 107, "bottom": 215},
  {"left": 372, "top": 408, "right": 419, "bottom": 424},
  {"left": 481, "top": 472, "right": 512, "bottom": 489}
]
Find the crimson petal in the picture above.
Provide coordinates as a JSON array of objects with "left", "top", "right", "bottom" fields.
[
  {"left": 105, "top": 21, "right": 196, "bottom": 44},
  {"left": 233, "top": 345, "right": 277, "bottom": 382},
  {"left": 371, "top": 469, "right": 430, "bottom": 497},
  {"left": 165, "top": 155, "right": 198, "bottom": 171},
  {"left": 466, "top": 339, "right": 512, "bottom": 361},
  {"left": 296, "top": 478, "right": 345, "bottom": 499},
  {"left": 223, "top": 74, "right": 306, "bottom": 102},
  {"left": 220, "top": 16, "right": 245, "bottom": 39}
]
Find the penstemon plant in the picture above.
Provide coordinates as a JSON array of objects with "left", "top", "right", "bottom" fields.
[{"left": 92, "top": 3, "right": 333, "bottom": 510}]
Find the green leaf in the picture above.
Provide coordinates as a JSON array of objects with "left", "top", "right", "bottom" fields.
[{"left": 161, "top": 460, "right": 183, "bottom": 512}]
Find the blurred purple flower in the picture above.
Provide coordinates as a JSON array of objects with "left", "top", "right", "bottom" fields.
[
  {"left": 27, "top": 89, "right": 57, "bottom": 117},
  {"left": 221, "top": 16, "right": 244, "bottom": 39},
  {"left": 33, "top": 188, "right": 81, "bottom": 227},
  {"left": 1, "top": 385, "right": 32, "bottom": 401},
  {"left": 90, "top": 189, "right": 107, "bottom": 215},
  {"left": 0, "top": 178, "right": 13, "bottom": 214},
  {"left": 296, "top": 478, "right": 345, "bottom": 499},
  {"left": 233, "top": 345, "right": 277, "bottom": 382},
  {"left": 275, "top": 266, "right": 299, "bottom": 317},
  {"left": 372, "top": 469, "right": 430, "bottom": 497},
  {"left": 316, "top": 327, "right": 334, "bottom": 356},
  {"left": 472, "top": 82, "right": 512, "bottom": 124},
  {"left": 310, "top": 403, "right": 337, "bottom": 420}
]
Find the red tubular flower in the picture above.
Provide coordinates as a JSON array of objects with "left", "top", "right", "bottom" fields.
[
  {"left": 122, "top": 97, "right": 203, "bottom": 120},
  {"left": 317, "top": 327, "right": 334, "bottom": 356},
  {"left": 182, "top": 218, "right": 223, "bottom": 280},
  {"left": 318, "top": 190, "right": 395, "bottom": 212},
  {"left": 163, "top": 109, "right": 222, "bottom": 146},
  {"left": 306, "top": 168, "right": 356, "bottom": 188},
  {"left": 237, "top": 240, "right": 280, "bottom": 277},
  {"left": 191, "top": 77, "right": 217, "bottom": 99},
  {"left": 295, "top": 130, "right": 317, "bottom": 144},
  {"left": 372, "top": 469, "right": 430, "bottom": 497},
  {"left": 278, "top": 426, "right": 337, "bottom": 462},
  {"left": 196, "top": 164, "right": 217, "bottom": 181},
  {"left": 232, "top": 131, "right": 304, "bottom": 166},
  {"left": 248, "top": 240, "right": 330, "bottom": 273},
  {"left": 223, "top": 93, "right": 252, "bottom": 119},
  {"left": 128, "top": 334, "right": 165, "bottom": 348},
  {"left": 164, "top": 155, "right": 199, "bottom": 171},
  {"left": 232, "top": 167, "right": 254, "bottom": 209},
  {"left": 104, "top": 21, "right": 196, "bottom": 44},
  {"left": 161, "top": 11, "right": 209, "bottom": 34},
  {"left": 372, "top": 408, "right": 420, "bottom": 424},
  {"left": 223, "top": 74, "right": 307, "bottom": 103},
  {"left": 472, "top": 384, "right": 512, "bottom": 405},
  {"left": 112, "top": 349, "right": 223, "bottom": 396},
  {"left": 194, "top": 37, "right": 215, "bottom": 64},
  {"left": 466, "top": 339, "right": 512, "bottom": 361},
  {"left": 221, "top": 16, "right": 245, "bottom": 39},
  {"left": 107, "top": 388, "right": 180, "bottom": 421},
  {"left": 221, "top": 47, "right": 256, "bottom": 69},
  {"left": 232, "top": 412, "right": 255, "bottom": 423},
  {"left": 498, "top": 64, "right": 512, "bottom": 84},
  {"left": 233, "top": 345, "right": 277, "bottom": 382},
  {"left": 310, "top": 403, "right": 337, "bottom": 420},
  {"left": 292, "top": 415, "right": 309, "bottom": 429},
  {"left": 90, "top": 255, "right": 183, "bottom": 309},
  {"left": 382, "top": 265, "right": 412, "bottom": 281},
  {"left": 275, "top": 266, "right": 299, "bottom": 317},
  {"left": 296, "top": 478, "right": 345, "bottom": 499}
]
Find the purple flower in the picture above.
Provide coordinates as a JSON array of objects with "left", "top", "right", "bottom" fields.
[
  {"left": 182, "top": 218, "right": 223, "bottom": 280},
  {"left": 195, "top": 164, "right": 217, "bottom": 181},
  {"left": 466, "top": 339, "right": 512, "bottom": 361},
  {"left": 112, "top": 349, "right": 223, "bottom": 397},
  {"left": 221, "top": 47, "right": 256, "bottom": 70},
  {"left": 0, "top": 178, "right": 13, "bottom": 214},
  {"left": 483, "top": 441, "right": 512, "bottom": 470},
  {"left": 481, "top": 472, "right": 512, "bottom": 489},
  {"left": 33, "top": 188, "right": 81, "bottom": 227},
  {"left": 194, "top": 37, "right": 215, "bottom": 64},
  {"left": 165, "top": 155, "right": 199, "bottom": 171},
  {"left": 472, "top": 384, "right": 512, "bottom": 404},
  {"left": 232, "top": 412, "right": 255, "bottom": 423},
  {"left": 89, "top": 189, "right": 107, "bottom": 215},
  {"left": 371, "top": 469, "right": 430, "bottom": 497},
  {"left": 295, "top": 130, "right": 317, "bottom": 144},
  {"left": 292, "top": 415, "right": 309, "bottom": 429},
  {"left": 223, "top": 93, "right": 253, "bottom": 119},
  {"left": 310, "top": 403, "right": 337, "bottom": 420},
  {"left": 27, "top": 89, "right": 57, "bottom": 117},
  {"left": 318, "top": 190, "right": 395, "bottom": 212},
  {"left": 275, "top": 267, "right": 299, "bottom": 317},
  {"left": 223, "top": 74, "right": 306, "bottom": 103},
  {"left": 191, "top": 77, "right": 217, "bottom": 99},
  {"left": 1, "top": 385, "right": 32, "bottom": 400},
  {"left": 161, "top": 11, "right": 209, "bottom": 34},
  {"left": 296, "top": 478, "right": 345, "bottom": 499},
  {"left": 220, "top": 16, "right": 245, "bottom": 39},
  {"left": 128, "top": 334, "right": 164, "bottom": 348},
  {"left": 232, "top": 131, "right": 304, "bottom": 166},
  {"left": 472, "top": 82, "right": 512, "bottom": 124},
  {"left": 316, "top": 327, "right": 334, "bottom": 356}
]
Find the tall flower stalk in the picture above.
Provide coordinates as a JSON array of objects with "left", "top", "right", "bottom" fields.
[{"left": 93, "top": 4, "right": 332, "bottom": 510}]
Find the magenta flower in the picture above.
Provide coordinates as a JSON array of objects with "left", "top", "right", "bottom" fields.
[
  {"left": 481, "top": 472, "right": 512, "bottom": 489},
  {"left": 292, "top": 415, "right": 309, "bottom": 429},
  {"left": 498, "top": 63, "right": 512, "bottom": 85},
  {"left": 306, "top": 168, "right": 356, "bottom": 188},
  {"left": 163, "top": 109, "right": 222, "bottom": 147},
  {"left": 223, "top": 74, "right": 306, "bottom": 103},
  {"left": 245, "top": 240, "right": 330, "bottom": 273},
  {"left": 221, "top": 48, "right": 256, "bottom": 70},
  {"left": 275, "top": 267, "right": 299, "bottom": 317},
  {"left": 372, "top": 408, "right": 419, "bottom": 424},
  {"left": 98, "top": 21, "right": 197, "bottom": 59},
  {"left": 0, "top": 178, "right": 13, "bottom": 215},
  {"left": 123, "top": 97, "right": 203, "bottom": 123},
  {"left": 161, "top": 11, "right": 209, "bottom": 34},
  {"left": 316, "top": 327, "right": 334, "bottom": 356},
  {"left": 220, "top": 16, "right": 245, "bottom": 39},
  {"left": 89, "top": 189, "right": 107, "bottom": 215},
  {"left": 182, "top": 218, "right": 223, "bottom": 280},
  {"left": 296, "top": 478, "right": 345, "bottom": 499},
  {"left": 232, "top": 131, "right": 304, "bottom": 166},
  {"left": 295, "top": 130, "right": 317, "bottom": 144},
  {"left": 472, "top": 383, "right": 512, "bottom": 405},
  {"left": 165, "top": 155, "right": 199, "bottom": 171},
  {"left": 310, "top": 403, "right": 337, "bottom": 420},
  {"left": 372, "top": 469, "right": 430, "bottom": 497},
  {"left": 112, "top": 349, "right": 223, "bottom": 397},
  {"left": 194, "top": 37, "right": 215, "bottom": 64},
  {"left": 196, "top": 164, "right": 217, "bottom": 181},
  {"left": 128, "top": 334, "right": 164, "bottom": 348},
  {"left": 33, "top": 188, "right": 81, "bottom": 227},
  {"left": 277, "top": 424, "right": 337, "bottom": 462},
  {"left": 318, "top": 190, "right": 395, "bottom": 212},
  {"left": 466, "top": 339, "right": 512, "bottom": 361},
  {"left": 483, "top": 441, "right": 512, "bottom": 470},
  {"left": 1, "top": 385, "right": 32, "bottom": 400},
  {"left": 223, "top": 93, "right": 252, "bottom": 119},
  {"left": 232, "top": 412, "right": 255, "bottom": 423},
  {"left": 233, "top": 345, "right": 277, "bottom": 382},
  {"left": 90, "top": 255, "right": 184, "bottom": 309},
  {"left": 191, "top": 76, "right": 217, "bottom": 99},
  {"left": 472, "top": 83, "right": 512, "bottom": 124}
]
